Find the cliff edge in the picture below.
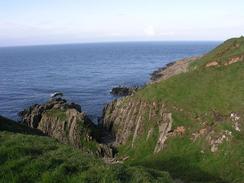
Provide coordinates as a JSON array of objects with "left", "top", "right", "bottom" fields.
[{"left": 101, "top": 37, "right": 244, "bottom": 183}]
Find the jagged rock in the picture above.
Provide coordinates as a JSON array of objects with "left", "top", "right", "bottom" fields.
[
  {"left": 154, "top": 113, "right": 172, "bottom": 153},
  {"left": 110, "top": 86, "right": 138, "bottom": 96},
  {"left": 209, "top": 130, "right": 232, "bottom": 152},
  {"left": 102, "top": 97, "right": 145, "bottom": 145},
  {"left": 191, "top": 125, "right": 233, "bottom": 153},
  {"left": 230, "top": 112, "right": 241, "bottom": 131},
  {"left": 19, "top": 98, "right": 117, "bottom": 158},
  {"left": 150, "top": 57, "right": 200, "bottom": 83},
  {"left": 19, "top": 98, "right": 66, "bottom": 127},
  {"left": 19, "top": 98, "right": 96, "bottom": 150},
  {"left": 146, "top": 128, "right": 154, "bottom": 141},
  {"left": 102, "top": 97, "right": 173, "bottom": 153},
  {"left": 97, "top": 144, "right": 116, "bottom": 158},
  {"left": 206, "top": 61, "right": 219, "bottom": 67}
]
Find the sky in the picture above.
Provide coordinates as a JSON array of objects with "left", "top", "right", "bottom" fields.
[{"left": 0, "top": 0, "right": 244, "bottom": 46}]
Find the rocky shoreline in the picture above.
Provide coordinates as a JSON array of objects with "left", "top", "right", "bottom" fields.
[
  {"left": 10, "top": 54, "right": 202, "bottom": 162},
  {"left": 1, "top": 37, "right": 243, "bottom": 183},
  {"left": 150, "top": 56, "right": 201, "bottom": 83},
  {"left": 1, "top": 55, "right": 215, "bottom": 162},
  {"left": 108, "top": 57, "right": 198, "bottom": 97},
  {"left": 110, "top": 86, "right": 138, "bottom": 96},
  {"left": 16, "top": 56, "right": 202, "bottom": 161}
]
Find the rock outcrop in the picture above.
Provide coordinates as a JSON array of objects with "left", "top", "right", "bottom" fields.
[
  {"left": 102, "top": 97, "right": 172, "bottom": 153},
  {"left": 19, "top": 98, "right": 96, "bottom": 150},
  {"left": 19, "top": 98, "right": 117, "bottom": 158},
  {"left": 150, "top": 56, "right": 200, "bottom": 83},
  {"left": 110, "top": 86, "right": 138, "bottom": 96},
  {"left": 19, "top": 98, "right": 81, "bottom": 127}
]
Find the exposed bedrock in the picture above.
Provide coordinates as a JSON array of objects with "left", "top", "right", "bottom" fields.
[
  {"left": 150, "top": 56, "right": 200, "bottom": 83},
  {"left": 19, "top": 98, "right": 115, "bottom": 157},
  {"left": 110, "top": 86, "right": 138, "bottom": 96},
  {"left": 102, "top": 97, "right": 173, "bottom": 153}
]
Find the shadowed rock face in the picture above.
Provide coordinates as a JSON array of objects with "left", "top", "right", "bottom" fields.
[
  {"left": 19, "top": 98, "right": 95, "bottom": 149},
  {"left": 19, "top": 98, "right": 116, "bottom": 158},
  {"left": 0, "top": 115, "right": 44, "bottom": 136},
  {"left": 102, "top": 97, "right": 172, "bottom": 153},
  {"left": 19, "top": 98, "right": 81, "bottom": 127},
  {"left": 110, "top": 86, "right": 138, "bottom": 96}
]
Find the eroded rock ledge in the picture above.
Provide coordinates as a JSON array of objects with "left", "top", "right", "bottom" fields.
[
  {"left": 19, "top": 98, "right": 95, "bottom": 148},
  {"left": 19, "top": 98, "right": 115, "bottom": 157},
  {"left": 102, "top": 97, "right": 172, "bottom": 153},
  {"left": 150, "top": 56, "right": 200, "bottom": 83},
  {"left": 101, "top": 57, "right": 202, "bottom": 154}
]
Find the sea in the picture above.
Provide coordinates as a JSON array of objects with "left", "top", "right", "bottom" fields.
[{"left": 0, "top": 41, "right": 220, "bottom": 122}]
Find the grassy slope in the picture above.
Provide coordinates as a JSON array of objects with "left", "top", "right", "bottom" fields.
[
  {"left": 0, "top": 115, "right": 44, "bottom": 135},
  {"left": 0, "top": 117, "right": 173, "bottom": 183},
  {"left": 1, "top": 37, "right": 243, "bottom": 183},
  {"left": 117, "top": 37, "right": 244, "bottom": 183}
]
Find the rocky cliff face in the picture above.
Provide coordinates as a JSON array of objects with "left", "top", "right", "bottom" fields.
[
  {"left": 19, "top": 98, "right": 96, "bottom": 150},
  {"left": 150, "top": 56, "right": 200, "bottom": 83},
  {"left": 102, "top": 96, "right": 172, "bottom": 153},
  {"left": 101, "top": 57, "right": 202, "bottom": 153}
]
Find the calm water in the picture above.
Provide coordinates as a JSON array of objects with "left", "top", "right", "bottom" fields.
[{"left": 0, "top": 42, "right": 220, "bottom": 122}]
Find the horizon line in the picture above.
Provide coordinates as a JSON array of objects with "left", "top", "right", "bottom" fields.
[{"left": 0, "top": 39, "right": 223, "bottom": 48}]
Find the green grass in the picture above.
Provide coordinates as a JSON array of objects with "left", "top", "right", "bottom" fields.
[
  {"left": 1, "top": 37, "right": 244, "bottom": 183},
  {"left": 0, "top": 115, "right": 44, "bottom": 135},
  {"left": 0, "top": 130, "right": 173, "bottom": 183},
  {"left": 117, "top": 37, "right": 244, "bottom": 183},
  {"left": 118, "top": 112, "right": 244, "bottom": 183},
  {"left": 137, "top": 61, "right": 244, "bottom": 114},
  {"left": 191, "top": 36, "right": 244, "bottom": 68},
  {"left": 45, "top": 109, "right": 67, "bottom": 121}
]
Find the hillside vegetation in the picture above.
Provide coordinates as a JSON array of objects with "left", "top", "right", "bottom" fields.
[
  {"left": 1, "top": 37, "right": 243, "bottom": 183},
  {"left": 109, "top": 37, "right": 244, "bottom": 183},
  {"left": 0, "top": 117, "right": 173, "bottom": 183}
]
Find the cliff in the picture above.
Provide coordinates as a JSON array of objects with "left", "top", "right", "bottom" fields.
[
  {"left": 101, "top": 37, "right": 244, "bottom": 183},
  {"left": 1, "top": 36, "right": 243, "bottom": 183},
  {"left": 102, "top": 97, "right": 172, "bottom": 153},
  {"left": 0, "top": 117, "right": 173, "bottom": 183},
  {"left": 150, "top": 56, "right": 200, "bottom": 83},
  {"left": 19, "top": 98, "right": 99, "bottom": 153}
]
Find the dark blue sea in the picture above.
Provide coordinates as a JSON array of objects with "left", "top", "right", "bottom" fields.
[{"left": 0, "top": 42, "right": 220, "bottom": 122}]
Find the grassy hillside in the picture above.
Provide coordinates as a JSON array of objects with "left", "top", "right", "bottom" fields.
[
  {"left": 0, "top": 115, "right": 44, "bottom": 135},
  {"left": 0, "top": 118, "right": 173, "bottom": 183},
  {"left": 116, "top": 37, "right": 244, "bottom": 183},
  {"left": 191, "top": 36, "right": 244, "bottom": 68},
  {"left": 1, "top": 37, "right": 243, "bottom": 183}
]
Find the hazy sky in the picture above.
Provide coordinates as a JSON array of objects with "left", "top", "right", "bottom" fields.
[{"left": 0, "top": 0, "right": 244, "bottom": 46}]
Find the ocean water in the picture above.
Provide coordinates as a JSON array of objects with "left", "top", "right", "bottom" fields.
[{"left": 0, "top": 42, "right": 220, "bottom": 122}]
